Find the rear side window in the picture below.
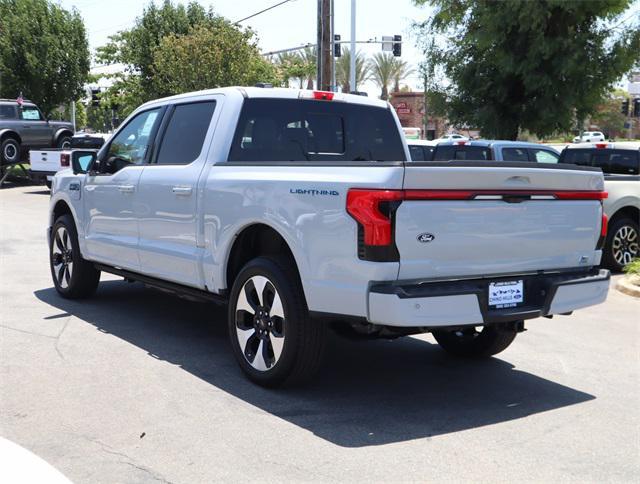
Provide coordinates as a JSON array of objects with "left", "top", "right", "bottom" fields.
[
  {"left": 156, "top": 101, "right": 216, "bottom": 165},
  {"left": 0, "top": 105, "right": 16, "bottom": 119},
  {"left": 409, "top": 145, "right": 425, "bottom": 161},
  {"left": 502, "top": 147, "right": 529, "bottom": 162},
  {"left": 228, "top": 99, "right": 406, "bottom": 162},
  {"left": 433, "top": 145, "right": 490, "bottom": 161}
]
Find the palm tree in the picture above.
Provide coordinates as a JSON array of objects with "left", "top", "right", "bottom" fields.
[
  {"left": 335, "top": 47, "right": 369, "bottom": 93},
  {"left": 276, "top": 52, "right": 305, "bottom": 87},
  {"left": 392, "top": 58, "right": 415, "bottom": 93},
  {"left": 299, "top": 47, "right": 317, "bottom": 90},
  {"left": 369, "top": 52, "right": 396, "bottom": 100}
]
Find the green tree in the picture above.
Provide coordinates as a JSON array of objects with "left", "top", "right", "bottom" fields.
[
  {"left": 299, "top": 47, "right": 317, "bottom": 90},
  {"left": 275, "top": 52, "right": 307, "bottom": 88},
  {"left": 151, "top": 24, "right": 277, "bottom": 95},
  {"left": 415, "top": 0, "right": 640, "bottom": 140},
  {"left": 97, "top": 1, "right": 215, "bottom": 98},
  {"left": 335, "top": 47, "right": 369, "bottom": 93},
  {"left": 392, "top": 58, "right": 414, "bottom": 93},
  {"left": 0, "top": 0, "right": 90, "bottom": 116},
  {"left": 591, "top": 95, "right": 628, "bottom": 136},
  {"left": 75, "top": 101, "right": 87, "bottom": 131},
  {"left": 369, "top": 53, "right": 396, "bottom": 100}
]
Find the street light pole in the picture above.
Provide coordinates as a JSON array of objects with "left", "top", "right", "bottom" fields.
[{"left": 350, "top": 0, "right": 356, "bottom": 92}]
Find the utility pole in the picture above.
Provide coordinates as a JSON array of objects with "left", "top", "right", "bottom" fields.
[
  {"left": 330, "top": 0, "right": 336, "bottom": 91},
  {"left": 317, "top": 0, "right": 332, "bottom": 91},
  {"left": 350, "top": 0, "right": 356, "bottom": 92}
]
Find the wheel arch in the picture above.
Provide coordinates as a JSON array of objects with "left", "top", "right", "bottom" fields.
[
  {"left": 609, "top": 205, "right": 639, "bottom": 225},
  {"left": 0, "top": 129, "right": 22, "bottom": 145},
  {"left": 53, "top": 129, "right": 74, "bottom": 145},
  {"left": 225, "top": 223, "right": 306, "bottom": 299}
]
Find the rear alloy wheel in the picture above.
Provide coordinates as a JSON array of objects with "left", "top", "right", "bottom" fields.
[
  {"left": 1, "top": 138, "right": 20, "bottom": 164},
  {"left": 57, "top": 136, "right": 72, "bottom": 149},
  {"left": 604, "top": 217, "right": 639, "bottom": 272},
  {"left": 228, "top": 256, "right": 325, "bottom": 387},
  {"left": 432, "top": 324, "right": 518, "bottom": 358},
  {"left": 50, "top": 214, "right": 100, "bottom": 298}
]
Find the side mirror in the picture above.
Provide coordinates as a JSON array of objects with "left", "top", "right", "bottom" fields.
[{"left": 72, "top": 151, "right": 96, "bottom": 175}]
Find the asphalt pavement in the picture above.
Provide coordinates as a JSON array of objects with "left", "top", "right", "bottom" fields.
[{"left": 1, "top": 184, "right": 639, "bottom": 483}]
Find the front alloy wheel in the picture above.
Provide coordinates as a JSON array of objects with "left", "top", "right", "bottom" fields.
[
  {"left": 235, "top": 275, "right": 286, "bottom": 371},
  {"left": 51, "top": 226, "right": 74, "bottom": 289}
]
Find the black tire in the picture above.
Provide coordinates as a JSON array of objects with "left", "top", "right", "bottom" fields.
[
  {"left": 603, "top": 216, "right": 639, "bottom": 272},
  {"left": 432, "top": 323, "right": 518, "bottom": 358},
  {"left": 57, "top": 135, "right": 72, "bottom": 149},
  {"left": 50, "top": 214, "right": 100, "bottom": 299},
  {"left": 1, "top": 137, "right": 20, "bottom": 164},
  {"left": 227, "top": 256, "right": 325, "bottom": 387}
]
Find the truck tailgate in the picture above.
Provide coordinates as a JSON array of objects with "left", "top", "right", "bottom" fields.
[
  {"left": 397, "top": 162, "right": 605, "bottom": 280},
  {"left": 30, "top": 150, "right": 62, "bottom": 173}
]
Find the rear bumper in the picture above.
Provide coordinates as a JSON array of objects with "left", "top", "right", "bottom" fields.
[
  {"left": 368, "top": 268, "right": 610, "bottom": 328},
  {"left": 30, "top": 169, "right": 57, "bottom": 182}
]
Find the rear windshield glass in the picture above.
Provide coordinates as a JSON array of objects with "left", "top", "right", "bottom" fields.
[
  {"left": 228, "top": 98, "right": 406, "bottom": 162},
  {"left": 560, "top": 149, "right": 639, "bottom": 175},
  {"left": 433, "top": 145, "right": 491, "bottom": 161}
]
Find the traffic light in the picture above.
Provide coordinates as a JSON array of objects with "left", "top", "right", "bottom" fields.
[
  {"left": 621, "top": 99, "right": 629, "bottom": 115},
  {"left": 334, "top": 35, "right": 341, "bottom": 57},
  {"left": 393, "top": 35, "right": 402, "bottom": 57},
  {"left": 91, "top": 88, "right": 101, "bottom": 107},
  {"left": 633, "top": 98, "right": 640, "bottom": 117}
]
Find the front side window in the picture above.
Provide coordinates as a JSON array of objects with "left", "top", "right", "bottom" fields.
[
  {"left": 156, "top": 101, "right": 216, "bottom": 165},
  {"left": 530, "top": 149, "right": 559, "bottom": 164},
  {"left": 20, "top": 106, "right": 42, "bottom": 120},
  {"left": 107, "top": 108, "right": 161, "bottom": 167},
  {"left": 228, "top": 99, "right": 405, "bottom": 162}
]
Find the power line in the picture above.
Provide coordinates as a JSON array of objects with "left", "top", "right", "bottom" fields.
[{"left": 233, "top": 0, "right": 295, "bottom": 25}]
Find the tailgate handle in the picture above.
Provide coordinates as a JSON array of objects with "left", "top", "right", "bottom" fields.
[{"left": 504, "top": 175, "right": 531, "bottom": 186}]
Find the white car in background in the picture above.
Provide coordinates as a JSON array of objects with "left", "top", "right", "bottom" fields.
[
  {"left": 573, "top": 131, "right": 605, "bottom": 143},
  {"left": 437, "top": 133, "right": 468, "bottom": 142}
]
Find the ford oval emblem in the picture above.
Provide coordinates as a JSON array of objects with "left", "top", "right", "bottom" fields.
[{"left": 417, "top": 233, "right": 435, "bottom": 243}]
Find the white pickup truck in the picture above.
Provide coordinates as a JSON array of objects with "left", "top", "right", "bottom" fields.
[
  {"left": 48, "top": 87, "right": 610, "bottom": 387},
  {"left": 30, "top": 133, "right": 107, "bottom": 188}
]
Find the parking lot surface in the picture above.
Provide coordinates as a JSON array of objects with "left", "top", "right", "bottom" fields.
[{"left": 1, "top": 184, "right": 639, "bottom": 483}]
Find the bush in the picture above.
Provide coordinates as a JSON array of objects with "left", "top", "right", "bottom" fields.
[{"left": 623, "top": 258, "right": 640, "bottom": 276}]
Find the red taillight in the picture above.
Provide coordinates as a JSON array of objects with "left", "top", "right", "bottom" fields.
[
  {"left": 601, "top": 213, "right": 608, "bottom": 238},
  {"left": 313, "top": 90, "right": 334, "bottom": 101},
  {"left": 595, "top": 143, "right": 607, "bottom": 149},
  {"left": 554, "top": 191, "right": 607, "bottom": 200},
  {"left": 347, "top": 189, "right": 402, "bottom": 245},
  {"left": 60, "top": 153, "right": 70, "bottom": 167}
]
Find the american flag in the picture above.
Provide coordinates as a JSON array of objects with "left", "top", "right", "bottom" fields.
[{"left": 16, "top": 93, "right": 23, "bottom": 106}]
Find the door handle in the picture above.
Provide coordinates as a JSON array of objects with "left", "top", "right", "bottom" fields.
[
  {"left": 117, "top": 184, "right": 135, "bottom": 193},
  {"left": 172, "top": 186, "right": 193, "bottom": 196}
]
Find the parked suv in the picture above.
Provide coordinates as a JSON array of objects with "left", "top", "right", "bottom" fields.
[
  {"left": 559, "top": 143, "right": 639, "bottom": 271},
  {"left": 0, "top": 99, "right": 74, "bottom": 166},
  {"left": 48, "top": 87, "right": 609, "bottom": 387}
]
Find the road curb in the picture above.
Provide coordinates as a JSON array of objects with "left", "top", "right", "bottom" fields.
[{"left": 616, "top": 276, "right": 640, "bottom": 298}]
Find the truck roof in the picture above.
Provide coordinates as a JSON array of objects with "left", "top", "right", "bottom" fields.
[
  {"left": 139, "top": 86, "right": 389, "bottom": 110},
  {"left": 436, "top": 139, "right": 556, "bottom": 150}
]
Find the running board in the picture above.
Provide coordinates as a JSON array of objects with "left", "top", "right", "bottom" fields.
[{"left": 94, "top": 263, "right": 227, "bottom": 304}]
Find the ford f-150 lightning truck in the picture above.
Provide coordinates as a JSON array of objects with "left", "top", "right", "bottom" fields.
[{"left": 48, "top": 87, "right": 611, "bottom": 387}]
